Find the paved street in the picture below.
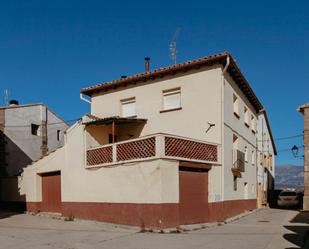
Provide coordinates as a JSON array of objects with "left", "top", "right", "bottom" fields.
[{"left": 0, "top": 208, "right": 308, "bottom": 249}]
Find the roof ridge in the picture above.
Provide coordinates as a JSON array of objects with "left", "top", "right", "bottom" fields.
[{"left": 80, "top": 51, "right": 229, "bottom": 94}]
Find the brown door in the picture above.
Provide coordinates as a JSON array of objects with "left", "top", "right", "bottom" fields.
[
  {"left": 41, "top": 171, "right": 62, "bottom": 213},
  {"left": 179, "top": 167, "right": 208, "bottom": 224}
]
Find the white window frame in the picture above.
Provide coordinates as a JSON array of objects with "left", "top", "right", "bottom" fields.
[
  {"left": 121, "top": 97, "right": 136, "bottom": 118},
  {"left": 161, "top": 87, "right": 181, "bottom": 112}
]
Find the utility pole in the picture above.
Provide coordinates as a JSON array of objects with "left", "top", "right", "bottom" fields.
[
  {"left": 41, "top": 106, "right": 48, "bottom": 156},
  {"left": 299, "top": 103, "right": 309, "bottom": 210}
]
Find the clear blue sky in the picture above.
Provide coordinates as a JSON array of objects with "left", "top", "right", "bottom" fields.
[{"left": 0, "top": 0, "right": 308, "bottom": 166}]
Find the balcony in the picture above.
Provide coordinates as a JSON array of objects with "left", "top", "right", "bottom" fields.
[
  {"left": 86, "top": 133, "right": 220, "bottom": 168},
  {"left": 232, "top": 149, "right": 245, "bottom": 176}
]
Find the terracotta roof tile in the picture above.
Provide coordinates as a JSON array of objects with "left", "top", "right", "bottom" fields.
[{"left": 80, "top": 51, "right": 264, "bottom": 112}]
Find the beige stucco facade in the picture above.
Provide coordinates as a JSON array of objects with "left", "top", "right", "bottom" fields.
[{"left": 21, "top": 53, "right": 276, "bottom": 227}]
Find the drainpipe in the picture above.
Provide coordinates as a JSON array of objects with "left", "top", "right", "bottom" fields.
[
  {"left": 80, "top": 93, "right": 91, "bottom": 104},
  {"left": 220, "top": 55, "right": 230, "bottom": 204}
]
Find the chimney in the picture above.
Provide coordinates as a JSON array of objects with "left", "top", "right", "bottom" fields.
[
  {"left": 144, "top": 57, "right": 150, "bottom": 72},
  {"left": 9, "top": 100, "right": 19, "bottom": 106}
]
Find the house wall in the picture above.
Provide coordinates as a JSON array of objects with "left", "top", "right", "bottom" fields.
[
  {"left": 23, "top": 64, "right": 262, "bottom": 227},
  {"left": 256, "top": 113, "right": 276, "bottom": 207},
  {"left": 90, "top": 67, "right": 225, "bottom": 204},
  {"left": 3, "top": 105, "right": 68, "bottom": 176},
  {"left": 91, "top": 67, "right": 223, "bottom": 145},
  {"left": 223, "top": 73, "right": 258, "bottom": 203},
  {"left": 24, "top": 122, "right": 179, "bottom": 204}
]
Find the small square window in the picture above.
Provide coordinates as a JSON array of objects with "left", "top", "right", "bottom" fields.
[
  {"left": 31, "top": 124, "right": 40, "bottom": 136},
  {"left": 121, "top": 97, "right": 136, "bottom": 117},
  {"left": 162, "top": 88, "right": 181, "bottom": 111}
]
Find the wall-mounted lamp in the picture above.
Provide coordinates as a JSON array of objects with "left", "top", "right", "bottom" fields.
[{"left": 291, "top": 145, "right": 299, "bottom": 157}]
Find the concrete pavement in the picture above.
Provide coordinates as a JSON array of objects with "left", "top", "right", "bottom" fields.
[{"left": 0, "top": 208, "right": 308, "bottom": 249}]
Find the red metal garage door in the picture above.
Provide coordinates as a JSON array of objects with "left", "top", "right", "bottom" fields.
[
  {"left": 41, "top": 171, "right": 62, "bottom": 213},
  {"left": 179, "top": 167, "right": 209, "bottom": 225}
]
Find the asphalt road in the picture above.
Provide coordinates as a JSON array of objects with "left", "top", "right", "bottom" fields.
[{"left": 0, "top": 208, "right": 308, "bottom": 249}]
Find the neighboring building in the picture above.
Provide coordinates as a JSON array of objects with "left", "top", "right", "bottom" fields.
[
  {"left": 298, "top": 103, "right": 309, "bottom": 210},
  {"left": 0, "top": 101, "right": 68, "bottom": 207},
  {"left": 23, "top": 52, "right": 276, "bottom": 228},
  {"left": 256, "top": 110, "right": 277, "bottom": 207}
]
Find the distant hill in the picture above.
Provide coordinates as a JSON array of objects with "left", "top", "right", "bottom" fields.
[{"left": 275, "top": 165, "right": 304, "bottom": 190}]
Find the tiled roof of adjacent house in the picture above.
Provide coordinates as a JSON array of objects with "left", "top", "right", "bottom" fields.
[{"left": 80, "top": 51, "right": 263, "bottom": 112}]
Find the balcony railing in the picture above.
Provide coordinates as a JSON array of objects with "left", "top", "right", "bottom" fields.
[
  {"left": 232, "top": 149, "right": 245, "bottom": 172},
  {"left": 86, "top": 133, "right": 219, "bottom": 168}
]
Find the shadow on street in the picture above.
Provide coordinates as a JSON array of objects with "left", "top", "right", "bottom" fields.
[{"left": 283, "top": 211, "right": 309, "bottom": 249}]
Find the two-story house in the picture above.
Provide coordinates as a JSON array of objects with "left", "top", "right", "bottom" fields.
[
  {"left": 22, "top": 52, "right": 276, "bottom": 228},
  {"left": 0, "top": 101, "right": 68, "bottom": 209}
]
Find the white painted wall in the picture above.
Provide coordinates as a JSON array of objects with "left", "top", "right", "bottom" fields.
[
  {"left": 24, "top": 122, "right": 180, "bottom": 204},
  {"left": 91, "top": 67, "right": 223, "bottom": 145},
  {"left": 223, "top": 73, "right": 258, "bottom": 201},
  {"left": 257, "top": 113, "right": 276, "bottom": 189},
  {"left": 23, "top": 63, "right": 273, "bottom": 206}
]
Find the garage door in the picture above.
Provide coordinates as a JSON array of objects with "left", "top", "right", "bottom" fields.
[
  {"left": 41, "top": 171, "right": 62, "bottom": 213},
  {"left": 179, "top": 167, "right": 208, "bottom": 225}
]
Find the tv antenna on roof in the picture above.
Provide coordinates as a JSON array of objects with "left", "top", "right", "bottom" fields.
[
  {"left": 169, "top": 28, "right": 182, "bottom": 65},
  {"left": 3, "top": 89, "right": 9, "bottom": 106}
]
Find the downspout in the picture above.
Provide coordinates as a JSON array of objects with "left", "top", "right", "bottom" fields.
[
  {"left": 80, "top": 93, "right": 92, "bottom": 104},
  {"left": 221, "top": 55, "right": 230, "bottom": 204}
]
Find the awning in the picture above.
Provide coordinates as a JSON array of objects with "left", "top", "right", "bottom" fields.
[{"left": 83, "top": 114, "right": 147, "bottom": 126}]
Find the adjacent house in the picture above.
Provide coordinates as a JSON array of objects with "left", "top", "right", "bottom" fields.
[
  {"left": 23, "top": 52, "right": 276, "bottom": 228},
  {"left": 298, "top": 103, "right": 309, "bottom": 210},
  {"left": 0, "top": 101, "right": 68, "bottom": 209},
  {"left": 256, "top": 110, "right": 277, "bottom": 207}
]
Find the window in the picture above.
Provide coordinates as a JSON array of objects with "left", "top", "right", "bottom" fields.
[
  {"left": 57, "top": 130, "right": 61, "bottom": 141},
  {"left": 162, "top": 88, "right": 181, "bottom": 112},
  {"left": 251, "top": 150, "right": 255, "bottom": 165},
  {"left": 244, "top": 107, "right": 249, "bottom": 126},
  {"left": 233, "top": 176, "right": 237, "bottom": 191},
  {"left": 251, "top": 115, "right": 257, "bottom": 132},
  {"left": 244, "top": 146, "right": 248, "bottom": 162},
  {"left": 233, "top": 94, "right": 239, "bottom": 118},
  {"left": 121, "top": 97, "right": 136, "bottom": 117},
  {"left": 31, "top": 124, "right": 40, "bottom": 136}
]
